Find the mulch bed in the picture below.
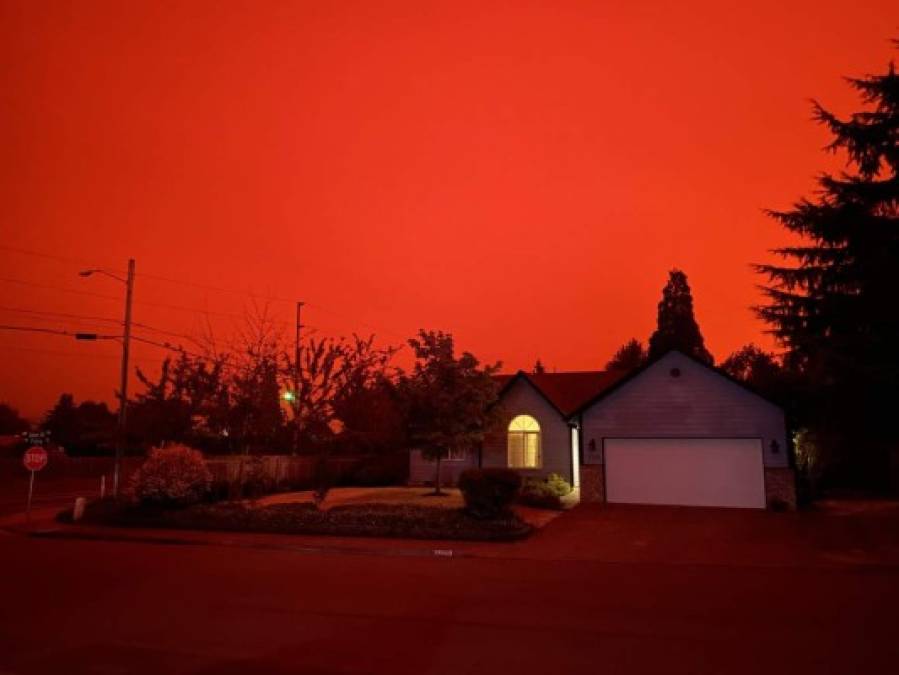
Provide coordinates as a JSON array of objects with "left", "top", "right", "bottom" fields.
[{"left": 62, "top": 500, "right": 533, "bottom": 542}]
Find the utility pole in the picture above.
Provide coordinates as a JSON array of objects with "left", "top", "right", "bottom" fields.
[
  {"left": 293, "top": 301, "right": 304, "bottom": 455},
  {"left": 115, "top": 259, "right": 135, "bottom": 496},
  {"left": 79, "top": 258, "right": 135, "bottom": 498}
]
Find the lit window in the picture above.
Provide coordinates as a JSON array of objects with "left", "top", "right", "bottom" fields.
[{"left": 508, "top": 415, "right": 541, "bottom": 468}]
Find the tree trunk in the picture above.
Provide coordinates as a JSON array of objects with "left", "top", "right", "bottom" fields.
[{"left": 433, "top": 455, "right": 443, "bottom": 496}]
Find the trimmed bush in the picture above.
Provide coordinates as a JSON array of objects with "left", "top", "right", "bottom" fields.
[
  {"left": 519, "top": 473, "right": 572, "bottom": 510},
  {"left": 129, "top": 444, "right": 212, "bottom": 507},
  {"left": 458, "top": 468, "right": 521, "bottom": 519}
]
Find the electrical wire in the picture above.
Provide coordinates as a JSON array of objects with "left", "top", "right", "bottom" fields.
[
  {"left": 0, "top": 324, "right": 119, "bottom": 339},
  {"left": 1, "top": 244, "right": 411, "bottom": 342}
]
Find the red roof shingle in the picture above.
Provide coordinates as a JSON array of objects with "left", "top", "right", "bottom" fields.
[{"left": 494, "top": 370, "right": 627, "bottom": 417}]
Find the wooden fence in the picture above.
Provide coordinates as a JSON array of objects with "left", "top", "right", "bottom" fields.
[{"left": 0, "top": 452, "right": 408, "bottom": 488}]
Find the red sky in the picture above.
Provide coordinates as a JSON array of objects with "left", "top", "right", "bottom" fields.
[{"left": 1, "top": 1, "right": 897, "bottom": 419}]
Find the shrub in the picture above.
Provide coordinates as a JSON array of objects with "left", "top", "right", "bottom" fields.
[
  {"left": 129, "top": 444, "right": 212, "bottom": 507},
  {"left": 458, "top": 468, "right": 521, "bottom": 520},
  {"left": 519, "top": 473, "right": 572, "bottom": 510}
]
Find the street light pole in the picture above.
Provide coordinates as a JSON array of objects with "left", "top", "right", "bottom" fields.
[
  {"left": 115, "top": 259, "right": 135, "bottom": 497},
  {"left": 79, "top": 260, "right": 135, "bottom": 497}
]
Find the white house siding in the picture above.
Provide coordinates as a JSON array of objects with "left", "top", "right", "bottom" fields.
[
  {"left": 481, "top": 378, "right": 574, "bottom": 483},
  {"left": 580, "top": 352, "right": 788, "bottom": 468},
  {"left": 408, "top": 449, "right": 477, "bottom": 486}
]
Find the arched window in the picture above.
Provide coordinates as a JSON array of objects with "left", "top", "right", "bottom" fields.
[{"left": 508, "top": 415, "right": 541, "bottom": 468}]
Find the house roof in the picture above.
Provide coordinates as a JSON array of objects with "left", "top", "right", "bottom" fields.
[
  {"left": 570, "top": 349, "right": 786, "bottom": 415},
  {"left": 494, "top": 370, "right": 627, "bottom": 418}
]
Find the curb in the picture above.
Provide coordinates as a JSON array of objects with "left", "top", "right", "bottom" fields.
[{"left": 25, "top": 526, "right": 468, "bottom": 560}]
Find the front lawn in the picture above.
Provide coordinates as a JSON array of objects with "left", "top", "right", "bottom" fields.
[
  {"left": 64, "top": 499, "right": 533, "bottom": 541},
  {"left": 257, "top": 486, "right": 466, "bottom": 510}
]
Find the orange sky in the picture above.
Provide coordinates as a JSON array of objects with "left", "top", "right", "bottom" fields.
[{"left": 1, "top": 1, "right": 897, "bottom": 419}]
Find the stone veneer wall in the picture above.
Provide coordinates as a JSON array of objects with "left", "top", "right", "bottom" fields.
[
  {"left": 764, "top": 467, "right": 797, "bottom": 510},
  {"left": 580, "top": 464, "right": 605, "bottom": 503}
]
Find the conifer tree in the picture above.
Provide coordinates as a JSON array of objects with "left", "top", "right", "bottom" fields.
[
  {"left": 755, "top": 46, "right": 899, "bottom": 485},
  {"left": 605, "top": 338, "right": 647, "bottom": 372},
  {"left": 647, "top": 270, "right": 713, "bottom": 364}
]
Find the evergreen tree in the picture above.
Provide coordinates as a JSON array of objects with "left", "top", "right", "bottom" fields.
[
  {"left": 532, "top": 359, "right": 546, "bottom": 374},
  {"left": 755, "top": 47, "right": 899, "bottom": 486},
  {"left": 647, "top": 269, "right": 713, "bottom": 364},
  {"left": 605, "top": 338, "right": 647, "bottom": 372}
]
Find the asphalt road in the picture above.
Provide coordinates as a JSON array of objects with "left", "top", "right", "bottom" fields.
[
  {"left": 0, "top": 476, "right": 100, "bottom": 518},
  {"left": 1, "top": 531, "right": 898, "bottom": 675}
]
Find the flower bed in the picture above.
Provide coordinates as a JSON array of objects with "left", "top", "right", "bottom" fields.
[{"left": 62, "top": 500, "right": 532, "bottom": 541}]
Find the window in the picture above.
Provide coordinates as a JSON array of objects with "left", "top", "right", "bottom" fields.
[
  {"left": 445, "top": 447, "right": 468, "bottom": 461},
  {"left": 508, "top": 415, "right": 541, "bottom": 468}
]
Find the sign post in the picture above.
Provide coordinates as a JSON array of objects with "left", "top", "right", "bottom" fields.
[{"left": 23, "top": 446, "right": 48, "bottom": 527}]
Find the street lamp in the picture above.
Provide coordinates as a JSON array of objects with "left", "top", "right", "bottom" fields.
[
  {"left": 79, "top": 260, "right": 135, "bottom": 498},
  {"left": 79, "top": 268, "right": 128, "bottom": 284}
]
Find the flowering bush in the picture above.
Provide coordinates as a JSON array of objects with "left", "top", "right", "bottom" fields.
[
  {"left": 130, "top": 444, "right": 212, "bottom": 507},
  {"left": 519, "top": 473, "right": 572, "bottom": 509}
]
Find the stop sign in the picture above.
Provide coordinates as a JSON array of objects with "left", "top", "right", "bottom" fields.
[{"left": 23, "top": 446, "right": 48, "bottom": 472}]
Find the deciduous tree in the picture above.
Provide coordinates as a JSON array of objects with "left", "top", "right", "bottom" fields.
[{"left": 397, "top": 330, "right": 501, "bottom": 495}]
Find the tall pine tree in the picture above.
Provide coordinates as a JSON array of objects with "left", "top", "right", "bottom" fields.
[
  {"left": 647, "top": 269, "right": 713, "bottom": 364},
  {"left": 756, "top": 46, "right": 899, "bottom": 486}
]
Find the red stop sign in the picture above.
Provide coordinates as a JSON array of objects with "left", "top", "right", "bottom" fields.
[{"left": 23, "top": 446, "right": 48, "bottom": 472}]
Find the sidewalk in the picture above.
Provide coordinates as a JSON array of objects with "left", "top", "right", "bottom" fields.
[
  {"left": 5, "top": 500, "right": 899, "bottom": 570},
  {"left": 0, "top": 504, "right": 528, "bottom": 559}
]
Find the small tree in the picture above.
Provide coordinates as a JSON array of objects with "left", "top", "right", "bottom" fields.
[
  {"left": 0, "top": 403, "right": 30, "bottom": 435},
  {"left": 532, "top": 359, "right": 546, "bottom": 374},
  {"left": 647, "top": 269, "right": 713, "bottom": 364},
  {"left": 604, "top": 338, "right": 647, "bottom": 372},
  {"left": 398, "top": 330, "right": 501, "bottom": 495}
]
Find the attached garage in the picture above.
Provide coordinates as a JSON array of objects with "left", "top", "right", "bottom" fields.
[
  {"left": 603, "top": 438, "right": 766, "bottom": 508},
  {"left": 575, "top": 351, "right": 796, "bottom": 510}
]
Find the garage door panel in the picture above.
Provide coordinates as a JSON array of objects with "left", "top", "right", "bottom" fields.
[{"left": 604, "top": 438, "right": 765, "bottom": 509}]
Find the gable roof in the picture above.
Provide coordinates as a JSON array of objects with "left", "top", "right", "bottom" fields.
[
  {"left": 494, "top": 370, "right": 627, "bottom": 418},
  {"left": 571, "top": 349, "right": 785, "bottom": 416}
]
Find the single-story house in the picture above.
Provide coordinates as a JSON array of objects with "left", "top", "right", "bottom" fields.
[{"left": 409, "top": 350, "right": 797, "bottom": 509}]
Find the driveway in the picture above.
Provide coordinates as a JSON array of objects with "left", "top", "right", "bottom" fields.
[{"left": 519, "top": 500, "right": 899, "bottom": 567}]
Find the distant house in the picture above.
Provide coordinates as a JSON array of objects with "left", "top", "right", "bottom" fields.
[{"left": 409, "top": 350, "right": 796, "bottom": 509}]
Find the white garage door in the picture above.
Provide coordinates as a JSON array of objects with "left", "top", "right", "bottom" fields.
[{"left": 604, "top": 438, "right": 766, "bottom": 509}]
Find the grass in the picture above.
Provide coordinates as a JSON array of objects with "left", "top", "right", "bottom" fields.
[{"left": 63, "top": 499, "right": 533, "bottom": 541}]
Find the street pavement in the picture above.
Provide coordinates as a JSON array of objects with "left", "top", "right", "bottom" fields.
[{"left": 1, "top": 502, "right": 899, "bottom": 674}]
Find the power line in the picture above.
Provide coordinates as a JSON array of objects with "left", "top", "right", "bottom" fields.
[
  {"left": 0, "top": 324, "right": 119, "bottom": 339},
  {"left": 0, "top": 277, "right": 124, "bottom": 302},
  {"left": 0, "top": 276, "right": 245, "bottom": 319},
  {"left": 2, "top": 245, "right": 411, "bottom": 341},
  {"left": 129, "top": 334, "right": 209, "bottom": 360},
  {"left": 0, "top": 343, "right": 160, "bottom": 362},
  {"left": 1, "top": 244, "right": 291, "bottom": 304},
  {"left": 0, "top": 243, "right": 126, "bottom": 274},
  {"left": 0, "top": 305, "right": 123, "bottom": 326}
]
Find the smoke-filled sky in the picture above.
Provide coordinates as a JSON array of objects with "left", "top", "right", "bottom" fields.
[{"left": 1, "top": 0, "right": 897, "bottom": 418}]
